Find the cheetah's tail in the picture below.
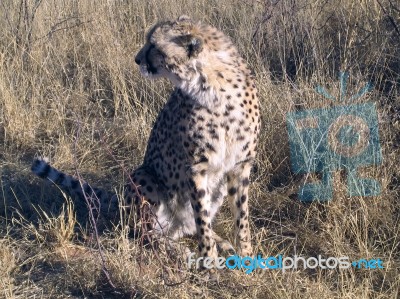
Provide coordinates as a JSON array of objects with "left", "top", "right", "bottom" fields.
[{"left": 31, "top": 158, "right": 118, "bottom": 215}]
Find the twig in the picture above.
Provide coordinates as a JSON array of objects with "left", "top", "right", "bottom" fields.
[
  {"left": 376, "top": 0, "right": 400, "bottom": 40},
  {"left": 251, "top": 0, "right": 281, "bottom": 42},
  {"left": 388, "top": 0, "right": 400, "bottom": 13},
  {"left": 72, "top": 118, "right": 116, "bottom": 289},
  {"left": 34, "top": 17, "right": 93, "bottom": 44}
]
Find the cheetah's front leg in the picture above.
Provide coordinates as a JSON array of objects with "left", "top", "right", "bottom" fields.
[
  {"left": 189, "top": 173, "right": 218, "bottom": 264},
  {"left": 227, "top": 162, "right": 253, "bottom": 257}
]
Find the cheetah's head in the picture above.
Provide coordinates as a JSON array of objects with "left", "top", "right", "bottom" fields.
[
  {"left": 135, "top": 15, "right": 204, "bottom": 84},
  {"left": 135, "top": 16, "right": 241, "bottom": 107}
]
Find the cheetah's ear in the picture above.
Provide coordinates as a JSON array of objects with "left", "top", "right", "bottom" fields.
[
  {"left": 177, "top": 15, "right": 192, "bottom": 23},
  {"left": 175, "top": 34, "right": 203, "bottom": 58},
  {"left": 172, "top": 16, "right": 203, "bottom": 57},
  {"left": 186, "top": 35, "right": 203, "bottom": 58}
]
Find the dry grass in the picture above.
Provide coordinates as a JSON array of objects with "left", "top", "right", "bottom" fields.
[{"left": 0, "top": 0, "right": 399, "bottom": 298}]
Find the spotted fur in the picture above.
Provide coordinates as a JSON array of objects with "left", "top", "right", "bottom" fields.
[{"left": 32, "top": 15, "right": 260, "bottom": 262}]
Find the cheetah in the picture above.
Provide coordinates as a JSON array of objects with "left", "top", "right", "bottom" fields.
[{"left": 32, "top": 15, "right": 260, "bottom": 264}]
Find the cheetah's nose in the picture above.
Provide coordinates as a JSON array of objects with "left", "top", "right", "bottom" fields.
[{"left": 135, "top": 57, "right": 141, "bottom": 65}]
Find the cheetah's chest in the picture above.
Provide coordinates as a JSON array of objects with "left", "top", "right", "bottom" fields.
[{"left": 143, "top": 88, "right": 257, "bottom": 186}]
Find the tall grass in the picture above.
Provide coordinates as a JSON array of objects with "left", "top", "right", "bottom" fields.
[{"left": 0, "top": 0, "right": 399, "bottom": 298}]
